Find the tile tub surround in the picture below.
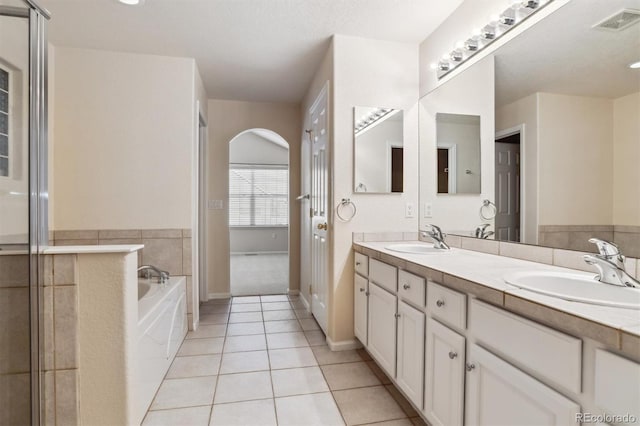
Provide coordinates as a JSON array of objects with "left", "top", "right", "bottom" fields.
[
  {"left": 53, "top": 228, "right": 198, "bottom": 329},
  {"left": 144, "top": 295, "right": 426, "bottom": 426},
  {"left": 538, "top": 225, "right": 640, "bottom": 258},
  {"left": 354, "top": 241, "right": 640, "bottom": 359}
]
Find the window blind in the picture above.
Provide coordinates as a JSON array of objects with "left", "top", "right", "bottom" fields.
[{"left": 229, "top": 165, "right": 289, "bottom": 226}]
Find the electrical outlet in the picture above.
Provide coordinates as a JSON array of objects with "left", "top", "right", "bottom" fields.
[
  {"left": 208, "top": 199, "right": 223, "bottom": 210},
  {"left": 424, "top": 203, "right": 433, "bottom": 218},
  {"left": 405, "top": 203, "right": 415, "bottom": 218}
]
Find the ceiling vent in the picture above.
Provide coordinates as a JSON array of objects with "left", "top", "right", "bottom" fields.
[{"left": 593, "top": 9, "right": 640, "bottom": 32}]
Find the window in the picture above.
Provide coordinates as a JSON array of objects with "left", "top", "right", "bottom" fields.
[
  {"left": 0, "top": 67, "right": 8, "bottom": 177},
  {"left": 229, "top": 165, "right": 289, "bottom": 226}
]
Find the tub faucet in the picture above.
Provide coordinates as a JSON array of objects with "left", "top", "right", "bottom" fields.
[
  {"left": 421, "top": 224, "right": 450, "bottom": 250},
  {"left": 583, "top": 238, "right": 640, "bottom": 288},
  {"left": 475, "top": 224, "right": 494, "bottom": 239},
  {"left": 138, "top": 265, "right": 170, "bottom": 284}
]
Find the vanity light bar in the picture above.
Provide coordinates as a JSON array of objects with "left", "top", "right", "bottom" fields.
[
  {"left": 433, "top": 0, "right": 554, "bottom": 79},
  {"left": 354, "top": 108, "right": 393, "bottom": 134}
]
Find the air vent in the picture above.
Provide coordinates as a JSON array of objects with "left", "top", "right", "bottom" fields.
[{"left": 593, "top": 9, "right": 640, "bottom": 32}]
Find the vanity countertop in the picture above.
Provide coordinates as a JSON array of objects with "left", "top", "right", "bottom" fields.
[
  {"left": 42, "top": 244, "right": 144, "bottom": 255},
  {"left": 354, "top": 241, "right": 640, "bottom": 356}
]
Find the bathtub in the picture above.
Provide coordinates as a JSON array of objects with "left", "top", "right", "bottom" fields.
[{"left": 136, "top": 276, "right": 187, "bottom": 423}]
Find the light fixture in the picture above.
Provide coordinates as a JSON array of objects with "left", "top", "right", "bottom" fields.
[
  {"left": 434, "top": 0, "right": 554, "bottom": 79},
  {"left": 629, "top": 60, "right": 640, "bottom": 69},
  {"left": 117, "top": 0, "right": 143, "bottom": 5},
  {"left": 354, "top": 108, "right": 393, "bottom": 135}
]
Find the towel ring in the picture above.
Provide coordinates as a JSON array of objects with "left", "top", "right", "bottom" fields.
[
  {"left": 480, "top": 199, "right": 497, "bottom": 220},
  {"left": 336, "top": 198, "right": 357, "bottom": 222}
]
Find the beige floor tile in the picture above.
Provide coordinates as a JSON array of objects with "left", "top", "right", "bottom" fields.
[
  {"left": 187, "top": 324, "right": 226, "bottom": 339},
  {"left": 385, "top": 385, "right": 419, "bottom": 418},
  {"left": 271, "top": 366, "right": 329, "bottom": 397},
  {"left": 210, "top": 399, "right": 276, "bottom": 426},
  {"left": 311, "top": 346, "right": 363, "bottom": 365},
  {"left": 230, "top": 303, "right": 262, "bottom": 313},
  {"left": 295, "top": 309, "right": 313, "bottom": 319},
  {"left": 333, "top": 386, "right": 406, "bottom": 425},
  {"left": 262, "top": 302, "right": 293, "bottom": 311},
  {"left": 143, "top": 406, "right": 211, "bottom": 426},
  {"left": 200, "top": 305, "right": 230, "bottom": 315},
  {"left": 299, "top": 318, "right": 321, "bottom": 331},
  {"left": 289, "top": 299, "right": 307, "bottom": 310},
  {"left": 178, "top": 338, "right": 224, "bottom": 356},
  {"left": 167, "top": 354, "right": 221, "bottom": 379},
  {"left": 356, "top": 348, "right": 372, "bottom": 361},
  {"left": 262, "top": 310, "right": 297, "bottom": 321},
  {"left": 226, "top": 322, "right": 265, "bottom": 336},
  {"left": 200, "top": 314, "right": 228, "bottom": 325},
  {"left": 228, "top": 312, "right": 263, "bottom": 323},
  {"left": 232, "top": 296, "right": 261, "bottom": 304},
  {"left": 260, "top": 295, "right": 289, "bottom": 302},
  {"left": 366, "top": 361, "right": 393, "bottom": 385},
  {"left": 269, "top": 347, "right": 317, "bottom": 370},
  {"left": 304, "top": 330, "right": 327, "bottom": 346},
  {"left": 361, "top": 419, "right": 414, "bottom": 426},
  {"left": 224, "top": 335, "right": 267, "bottom": 353},
  {"left": 266, "top": 332, "right": 309, "bottom": 349},
  {"left": 214, "top": 371, "right": 273, "bottom": 404},
  {"left": 410, "top": 416, "right": 429, "bottom": 426},
  {"left": 151, "top": 376, "right": 217, "bottom": 410},
  {"left": 321, "top": 362, "right": 381, "bottom": 390},
  {"left": 275, "top": 393, "right": 345, "bottom": 426},
  {"left": 220, "top": 350, "right": 269, "bottom": 374},
  {"left": 264, "top": 320, "right": 302, "bottom": 334}
]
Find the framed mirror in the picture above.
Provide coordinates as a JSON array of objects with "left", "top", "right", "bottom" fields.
[
  {"left": 436, "top": 113, "right": 481, "bottom": 194},
  {"left": 353, "top": 106, "right": 404, "bottom": 193},
  {"left": 419, "top": 0, "right": 640, "bottom": 257}
]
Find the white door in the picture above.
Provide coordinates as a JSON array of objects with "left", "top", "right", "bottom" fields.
[
  {"left": 424, "top": 317, "right": 465, "bottom": 426},
  {"left": 300, "top": 127, "right": 312, "bottom": 305},
  {"left": 465, "top": 344, "right": 580, "bottom": 426},
  {"left": 309, "top": 82, "right": 330, "bottom": 333},
  {"left": 354, "top": 274, "right": 368, "bottom": 345},
  {"left": 396, "top": 301, "right": 425, "bottom": 409},
  {"left": 367, "top": 282, "right": 397, "bottom": 377},
  {"left": 495, "top": 141, "right": 520, "bottom": 242}
]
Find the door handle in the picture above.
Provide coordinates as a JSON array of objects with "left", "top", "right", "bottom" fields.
[
  {"left": 317, "top": 223, "right": 328, "bottom": 230},
  {"left": 296, "top": 194, "right": 310, "bottom": 201}
]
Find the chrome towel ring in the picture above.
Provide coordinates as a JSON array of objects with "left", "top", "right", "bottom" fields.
[
  {"left": 480, "top": 199, "right": 497, "bottom": 220},
  {"left": 336, "top": 198, "right": 357, "bottom": 222}
]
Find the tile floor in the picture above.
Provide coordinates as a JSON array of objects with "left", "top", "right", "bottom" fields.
[
  {"left": 142, "top": 295, "right": 428, "bottom": 426},
  {"left": 230, "top": 254, "right": 289, "bottom": 295}
]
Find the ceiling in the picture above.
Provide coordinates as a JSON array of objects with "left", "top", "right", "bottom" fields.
[
  {"left": 495, "top": 0, "right": 640, "bottom": 107},
  {"left": 40, "top": 0, "right": 463, "bottom": 103}
]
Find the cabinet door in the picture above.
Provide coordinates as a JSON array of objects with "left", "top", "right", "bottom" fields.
[
  {"left": 354, "top": 274, "right": 368, "bottom": 345},
  {"left": 465, "top": 344, "right": 580, "bottom": 426},
  {"left": 396, "top": 301, "right": 425, "bottom": 409},
  {"left": 367, "top": 282, "right": 397, "bottom": 377},
  {"left": 424, "top": 317, "right": 465, "bottom": 426}
]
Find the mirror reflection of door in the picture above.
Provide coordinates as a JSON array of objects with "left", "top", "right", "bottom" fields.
[
  {"left": 391, "top": 146, "right": 403, "bottom": 193},
  {"left": 495, "top": 132, "right": 521, "bottom": 242},
  {"left": 437, "top": 148, "right": 448, "bottom": 193}
]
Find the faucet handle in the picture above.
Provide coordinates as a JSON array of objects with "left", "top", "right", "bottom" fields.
[
  {"left": 428, "top": 224, "right": 444, "bottom": 238},
  {"left": 588, "top": 238, "right": 620, "bottom": 257}
]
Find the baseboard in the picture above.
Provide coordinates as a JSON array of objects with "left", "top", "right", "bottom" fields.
[
  {"left": 207, "top": 292, "right": 231, "bottom": 299},
  {"left": 298, "top": 293, "right": 310, "bottom": 310},
  {"left": 327, "top": 336, "right": 363, "bottom": 351},
  {"left": 287, "top": 289, "right": 300, "bottom": 296}
]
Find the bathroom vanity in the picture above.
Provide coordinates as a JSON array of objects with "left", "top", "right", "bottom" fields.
[{"left": 352, "top": 242, "right": 640, "bottom": 426}]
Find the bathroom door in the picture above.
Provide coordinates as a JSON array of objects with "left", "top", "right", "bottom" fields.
[
  {"left": 495, "top": 139, "right": 521, "bottom": 242},
  {"left": 309, "top": 82, "right": 329, "bottom": 333}
]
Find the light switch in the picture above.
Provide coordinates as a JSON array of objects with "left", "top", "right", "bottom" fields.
[
  {"left": 424, "top": 203, "right": 433, "bottom": 218},
  {"left": 405, "top": 203, "right": 415, "bottom": 218},
  {"left": 208, "top": 200, "right": 223, "bottom": 210}
]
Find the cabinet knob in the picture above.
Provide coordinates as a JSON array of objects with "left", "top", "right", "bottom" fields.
[
  {"left": 359, "top": 287, "right": 365, "bottom": 292},
  {"left": 466, "top": 363, "right": 475, "bottom": 372},
  {"left": 356, "top": 262, "right": 361, "bottom": 266},
  {"left": 365, "top": 291, "right": 370, "bottom": 296},
  {"left": 449, "top": 351, "right": 458, "bottom": 359},
  {"left": 394, "top": 313, "right": 401, "bottom": 318},
  {"left": 436, "top": 299, "right": 445, "bottom": 307},
  {"left": 403, "top": 283, "right": 411, "bottom": 290}
]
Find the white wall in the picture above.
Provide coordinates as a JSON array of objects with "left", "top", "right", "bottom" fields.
[
  {"left": 419, "top": 56, "right": 495, "bottom": 236},
  {"left": 52, "top": 47, "right": 196, "bottom": 230},
  {"left": 354, "top": 118, "right": 403, "bottom": 193},
  {"left": 229, "top": 132, "right": 288, "bottom": 165},
  {"left": 613, "top": 92, "right": 640, "bottom": 226},
  {"left": 436, "top": 114, "right": 481, "bottom": 194}
]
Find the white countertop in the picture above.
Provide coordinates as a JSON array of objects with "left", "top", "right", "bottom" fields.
[
  {"left": 42, "top": 244, "right": 144, "bottom": 254},
  {"left": 356, "top": 241, "right": 640, "bottom": 336}
]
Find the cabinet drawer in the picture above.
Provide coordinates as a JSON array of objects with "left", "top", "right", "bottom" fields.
[
  {"left": 398, "top": 270, "right": 425, "bottom": 308},
  {"left": 427, "top": 281, "right": 466, "bottom": 330},
  {"left": 469, "top": 299, "right": 582, "bottom": 394},
  {"left": 354, "top": 252, "right": 369, "bottom": 277},
  {"left": 369, "top": 259, "right": 397, "bottom": 294}
]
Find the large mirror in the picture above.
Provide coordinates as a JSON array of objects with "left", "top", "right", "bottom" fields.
[
  {"left": 419, "top": 0, "right": 640, "bottom": 257},
  {"left": 354, "top": 106, "right": 404, "bottom": 193}
]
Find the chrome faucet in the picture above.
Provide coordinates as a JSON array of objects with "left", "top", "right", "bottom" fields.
[
  {"left": 421, "top": 224, "right": 450, "bottom": 250},
  {"left": 475, "top": 224, "right": 494, "bottom": 239},
  {"left": 583, "top": 238, "right": 640, "bottom": 288},
  {"left": 137, "top": 265, "right": 170, "bottom": 284}
]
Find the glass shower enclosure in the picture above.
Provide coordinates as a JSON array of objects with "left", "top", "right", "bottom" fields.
[{"left": 0, "top": 0, "right": 49, "bottom": 424}]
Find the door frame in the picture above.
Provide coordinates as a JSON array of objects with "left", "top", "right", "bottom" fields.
[
  {"left": 495, "top": 124, "right": 526, "bottom": 243},
  {"left": 437, "top": 143, "right": 457, "bottom": 194},
  {"left": 195, "top": 102, "right": 208, "bottom": 305}
]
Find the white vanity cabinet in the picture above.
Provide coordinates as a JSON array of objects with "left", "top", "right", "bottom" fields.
[
  {"left": 396, "top": 300, "right": 425, "bottom": 409},
  {"left": 465, "top": 344, "right": 580, "bottom": 426},
  {"left": 354, "top": 273, "right": 368, "bottom": 345},
  {"left": 367, "top": 281, "right": 397, "bottom": 377},
  {"left": 424, "top": 317, "right": 465, "bottom": 426}
]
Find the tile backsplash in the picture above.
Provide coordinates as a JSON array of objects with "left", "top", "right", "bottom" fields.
[{"left": 539, "top": 225, "right": 640, "bottom": 258}]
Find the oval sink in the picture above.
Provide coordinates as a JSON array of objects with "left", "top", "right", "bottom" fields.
[
  {"left": 504, "top": 271, "right": 640, "bottom": 310},
  {"left": 385, "top": 243, "right": 450, "bottom": 255}
]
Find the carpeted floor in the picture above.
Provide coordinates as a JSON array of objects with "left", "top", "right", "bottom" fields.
[{"left": 230, "top": 253, "right": 289, "bottom": 296}]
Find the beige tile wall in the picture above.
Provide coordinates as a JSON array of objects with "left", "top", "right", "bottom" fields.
[
  {"left": 539, "top": 225, "right": 640, "bottom": 258},
  {"left": 53, "top": 229, "right": 196, "bottom": 326}
]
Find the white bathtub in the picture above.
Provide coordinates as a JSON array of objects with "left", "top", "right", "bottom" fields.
[{"left": 136, "top": 276, "right": 187, "bottom": 423}]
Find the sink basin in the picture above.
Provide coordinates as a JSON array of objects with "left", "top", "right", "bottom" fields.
[
  {"left": 504, "top": 271, "right": 640, "bottom": 310},
  {"left": 385, "top": 243, "right": 450, "bottom": 255}
]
